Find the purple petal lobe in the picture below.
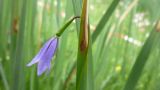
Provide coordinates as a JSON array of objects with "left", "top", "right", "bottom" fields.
[
  {"left": 37, "top": 59, "right": 51, "bottom": 76},
  {"left": 26, "top": 37, "right": 55, "bottom": 67},
  {"left": 37, "top": 37, "right": 58, "bottom": 76}
]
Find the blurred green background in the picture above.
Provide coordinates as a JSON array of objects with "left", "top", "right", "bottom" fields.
[{"left": 0, "top": 0, "right": 160, "bottom": 90}]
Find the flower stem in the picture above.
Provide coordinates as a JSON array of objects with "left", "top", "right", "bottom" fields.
[
  {"left": 56, "top": 16, "right": 80, "bottom": 37},
  {"left": 77, "top": 0, "right": 89, "bottom": 89}
]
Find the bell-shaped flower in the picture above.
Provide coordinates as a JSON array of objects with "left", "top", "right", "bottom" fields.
[{"left": 27, "top": 37, "right": 58, "bottom": 76}]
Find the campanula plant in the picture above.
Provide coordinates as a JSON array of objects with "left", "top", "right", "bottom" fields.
[
  {"left": 27, "top": 37, "right": 58, "bottom": 76},
  {"left": 27, "top": 16, "right": 80, "bottom": 76}
]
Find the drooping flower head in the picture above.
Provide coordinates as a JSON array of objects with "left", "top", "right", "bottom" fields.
[
  {"left": 27, "top": 37, "right": 58, "bottom": 76},
  {"left": 26, "top": 16, "right": 80, "bottom": 76}
]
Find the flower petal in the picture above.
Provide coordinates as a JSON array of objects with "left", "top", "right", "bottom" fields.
[
  {"left": 37, "top": 58, "right": 51, "bottom": 76},
  {"left": 37, "top": 37, "right": 58, "bottom": 76},
  {"left": 26, "top": 37, "right": 55, "bottom": 67}
]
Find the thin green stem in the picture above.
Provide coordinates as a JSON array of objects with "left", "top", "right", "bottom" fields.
[{"left": 56, "top": 16, "right": 80, "bottom": 37}]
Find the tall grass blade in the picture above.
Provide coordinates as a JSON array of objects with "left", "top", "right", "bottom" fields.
[
  {"left": 56, "top": 0, "right": 61, "bottom": 28},
  {"left": 0, "top": 2, "right": 10, "bottom": 89},
  {"left": 11, "top": 0, "right": 27, "bottom": 90},
  {"left": 0, "top": 63, "right": 9, "bottom": 90},
  {"left": 87, "top": 28, "right": 94, "bottom": 90},
  {"left": 25, "top": 0, "right": 38, "bottom": 90},
  {"left": 92, "top": 0, "right": 120, "bottom": 43},
  {"left": 52, "top": 8, "right": 75, "bottom": 90},
  {"left": 72, "top": 0, "right": 82, "bottom": 34},
  {"left": 123, "top": 21, "right": 160, "bottom": 90},
  {"left": 76, "top": 0, "right": 90, "bottom": 90}
]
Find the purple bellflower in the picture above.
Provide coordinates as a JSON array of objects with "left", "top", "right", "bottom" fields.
[
  {"left": 26, "top": 16, "right": 80, "bottom": 76},
  {"left": 27, "top": 37, "right": 58, "bottom": 76}
]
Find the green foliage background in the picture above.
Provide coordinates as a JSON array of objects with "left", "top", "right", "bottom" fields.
[{"left": 0, "top": 0, "right": 160, "bottom": 90}]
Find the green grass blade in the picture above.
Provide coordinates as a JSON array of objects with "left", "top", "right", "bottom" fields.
[
  {"left": 94, "top": 24, "right": 111, "bottom": 76},
  {"left": 87, "top": 28, "right": 94, "bottom": 90},
  {"left": 56, "top": 0, "right": 61, "bottom": 28},
  {"left": 76, "top": 0, "right": 90, "bottom": 90},
  {"left": 52, "top": 1, "right": 75, "bottom": 89},
  {"left": 24, "top": 0, "right": 38, "bottom": 89},
  {"left": 0, "top": 63, "right": 9, "bottom": 90},
  {"left": 72, "top": 0, "right": 82, "bottom": 34},
  {"left": 11, "top": 0, "right": 27, "bottom": 90},
  {"left": 123, "top": 21, "right": 160, "bottom": 90},
  {"left": 92, "top": 0, "right": 120, "bottom": 43},
  {"left": 9, "top": 0, "right": 19, "bottom": 88},
  {"left": 0, "top": 1, "right": 11, "bottom": 89}
]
